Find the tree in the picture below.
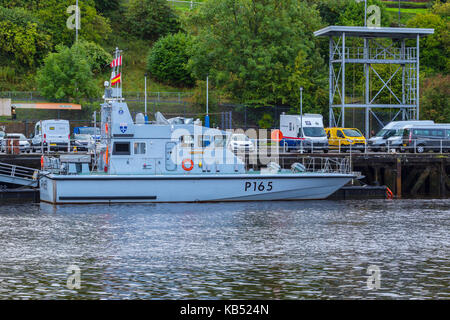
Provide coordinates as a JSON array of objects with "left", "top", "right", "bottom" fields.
[
  {"left": 125, "top": 0, "right": 180, "bottom": 41},
  {"left": 336, "top": 0, "right": 391, "bottom": 27},
  {"left": 420, "top": 74, "right": 450, "bottom": 123},
  {"left": 307, "top": 0, "right": 390, "bottom": 27},
  {"left": 0, "top": 0, "right": 112, "bottom": 47},
  {"left": 187, "top": 0, "right": 327, "bottom": 111},
  {"left": 36, "top": 45, "right": 99, "bottom": 102},
  {"left": 147, "top": 32, "right": 194, "bottom": 87},
  {"left": 407, "top": 3, "right": 450, "bottom": 75},
  {"left": 0, "top": 6, "right": 51, "bottom": 67},
  {"left": 74, "top": 40, "right": 112, "bottom": 74}
]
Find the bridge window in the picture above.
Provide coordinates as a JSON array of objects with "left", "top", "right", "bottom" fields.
[
  {"left": 214, "top": 135, "right": 226, "bottom": 147},
  {"left": 113, "top": 142, "right": 130, "bottom": 155},
  {"left": 134, "top": 142, "right": 146, "bottom": 155},
  {"left": 180, "top": 135, "right": 194, "bottom": 148},
  {"left": 199, "top": 135, "right": 211, "bottom": 148}
]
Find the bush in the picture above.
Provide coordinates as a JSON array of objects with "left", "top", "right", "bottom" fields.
[
  {"left": 258, "top": 113, "right": 274, "bottom": 129},
  {"left": 147, "top": 32, "right": 194, "bottom": 87},
  {"left": 126, "top": 0, "right": 180, "bottom": 41},
  {"left": 0, "top": 0, "right": 112, "bottom": 47},
  {"left": 0, "top": 6, "right": 51, "bottom": 67},
  {"left": 36, "top": 45, "right": 99, "bottom": 102},
  {"left": 420, "top": 74, "right": 450, "bottom": 123},
  {"left": 74, "top": 40, "right": 112, "bottom": 74}
]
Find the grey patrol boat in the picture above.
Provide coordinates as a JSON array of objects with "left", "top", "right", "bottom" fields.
[{"left": 39, "top": 49, "right": 355, "bottom": 204}]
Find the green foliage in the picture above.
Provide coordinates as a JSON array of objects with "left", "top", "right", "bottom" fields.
[
  {"left": 309, "top": 0, "right": 390, "bottom": 26},
  {"left": 74, "top": 40, "right": 112, "bottom": 74},
  {"left": 258, "top": 113, "right": 274, "bottom": 129},
  {"left": 0, "top": 6, "right": 51, "bottom": 67},
  {"left": 338, "top": 0, "right": 391, "bottom": 27},
  {"left": 420, "top": 74, "right": 450, "bottom": 123},
  {"left": 36, "top": 45, "right": 99, "bottom": 102},
  {"left": 191, "top": 80, "right": 218, "bottom": 114},
  {"left": 383, "top": 1, "right": 430, "bottom": 9},
  {"left": 0, "top": 0, "right": 112, "bottom": 47},
  {"left": 93, "top": 0, "right": 120, "bottom": 13},
  {"left": 39, "top": 0, "right": 111, "bottom": 46},
  {"left": 0, "top": 66, "right": 16, "bottom": 82},
  {"left": 125, "top": 0, "right": 180, "bottom": 41},
  {"left": 147, "top": 33, "right": 194, "bottom": 87},
  {"left": 187, "top": 0, "right": 327, "bottom": 110},
  {"left": 407, "top": 4, "right": 450, "bottom": 74}
]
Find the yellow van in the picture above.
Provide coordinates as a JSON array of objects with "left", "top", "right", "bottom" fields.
[{"left": 325, "top": 127, "right": 367, "bottom": 150}]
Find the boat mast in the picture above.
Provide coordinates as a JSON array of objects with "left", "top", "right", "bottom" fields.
[{"left": 100, "top": 47, "right": 123, "bottom": 173}]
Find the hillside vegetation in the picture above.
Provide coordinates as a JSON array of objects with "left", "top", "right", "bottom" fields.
[{"left": 0, "top": 0, "right": 448, "bottom": 123}]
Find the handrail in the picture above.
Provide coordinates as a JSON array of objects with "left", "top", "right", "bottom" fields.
[{"left": 0, "top": 162, "right": 39, "bottom": 181}]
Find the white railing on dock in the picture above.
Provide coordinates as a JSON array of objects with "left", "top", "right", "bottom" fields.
[{"left": 0, "top": 162, "right": 39, "bottom": 187}]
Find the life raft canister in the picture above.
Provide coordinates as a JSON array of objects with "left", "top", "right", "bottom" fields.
[{"left": 182, "top": 159, "right": 194, "bottom": 171}]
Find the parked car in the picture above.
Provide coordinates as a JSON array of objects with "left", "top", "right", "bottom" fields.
[
  {"left": 369, "top": 120, "right": 434, "bottom": 152},
  {"left": 1, "top": 133, "right": 31, "bottom": 153},
  {"left": 401, "top": 124, "right": 450, "bottom": 153},
  {"left": 325, "top": 127, "right": 366, "bottom": 151},
  {"left": 0, "top": 131, "right": 5, "bottom": 146},
  {"left": 279, "top": 113, "right": 329, "bottom": 153},
  {"left": 31, "top": 120, "right": 70, "bottom": 152},
  {"left": 228, "top": 133, "right": 255, "bottom": 153},
  {"left": 73, "top": 126, "right": 100, "bottom": 141},
  {"left": 72, "top": 134, "right": 95, "bottom": 152}
]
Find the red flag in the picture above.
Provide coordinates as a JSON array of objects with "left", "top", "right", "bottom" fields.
[
  {"left": 110, "top": 56, "right": 122, "bottom": 68},
  {"left": 111, "top": 73, "right": 121, "bottom": 85}
]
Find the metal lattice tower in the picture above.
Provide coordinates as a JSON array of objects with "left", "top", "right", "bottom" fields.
[{"left": 314, "top": 26, "right": 434, "bottom": 137}]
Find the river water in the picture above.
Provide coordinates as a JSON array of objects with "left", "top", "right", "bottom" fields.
[{"left": 0, "top": 199, "right": 448, "bottom": 299}]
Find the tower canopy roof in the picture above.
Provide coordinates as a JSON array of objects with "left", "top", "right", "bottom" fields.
[{"left": 314, "top": 26, "right": 434, "bottom": 39}]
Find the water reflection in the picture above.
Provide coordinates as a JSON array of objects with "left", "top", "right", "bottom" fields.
[{"left": 0, "top": 200, "right": 448, "bottom": 299}]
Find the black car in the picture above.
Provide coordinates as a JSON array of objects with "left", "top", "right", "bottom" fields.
[{"left": 402, "top": 125, "right": 450, "bottom": 153}]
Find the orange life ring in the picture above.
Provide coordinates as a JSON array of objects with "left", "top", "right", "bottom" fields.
[{"left": 182, "top": 159, "right": 194, "bottom": 171}]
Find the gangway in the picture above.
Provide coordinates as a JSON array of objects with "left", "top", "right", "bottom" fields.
[{"left": 0, "top": 162, "right": 39, "bottom": 187}]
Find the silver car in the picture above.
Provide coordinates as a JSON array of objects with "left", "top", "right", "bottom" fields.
[{"left": 1, "top": 133, "right": 31, "bottom": 153}]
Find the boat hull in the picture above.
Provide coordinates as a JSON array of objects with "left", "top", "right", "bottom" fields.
[{"left": 39, "top": 173, "right": 354, "bottom": 204}]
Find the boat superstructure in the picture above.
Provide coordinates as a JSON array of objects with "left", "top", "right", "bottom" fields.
[{"left": 39, "top": 49, "right": 356, "bottom": 204}]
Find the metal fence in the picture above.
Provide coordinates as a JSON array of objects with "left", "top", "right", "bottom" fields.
[
  {"left": 167, "top": 0, "right": 203, "bottom": 9},
  {"left": 0, "top": 91, "right": 195, "bottom": 103}
]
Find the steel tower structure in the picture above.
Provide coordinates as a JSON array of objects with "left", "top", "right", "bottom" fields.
[{"left": 314, "top": 26, "right": 434, "bottom": 137}]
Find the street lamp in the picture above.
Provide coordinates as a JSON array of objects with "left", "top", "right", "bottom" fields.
[
  {"left": 300, "top": 86, "right": 303, "bottom": 129},
  {"left": 144, "top": 73, "right": 148, "bottom": 122},
  {"left": 300, "top": 86, "right": 304, "bottom": 153},
  {"left": 205, "top": 75, "right": 210, "bottom": 128}
]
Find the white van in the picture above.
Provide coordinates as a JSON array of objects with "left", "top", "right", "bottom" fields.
[
  {"left": 31, "top": 120, "right": 70, "bottom": 152},
  {"left": 368, "top": 120, "right": 434, "bottom": 152},
  {"left": 280, "top": 113, "right": 328, "bottom": 152}
]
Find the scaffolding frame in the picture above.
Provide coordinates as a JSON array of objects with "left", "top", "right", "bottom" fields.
[{"left": 314, "top": 26, "right": 434, "bottom": 137}]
